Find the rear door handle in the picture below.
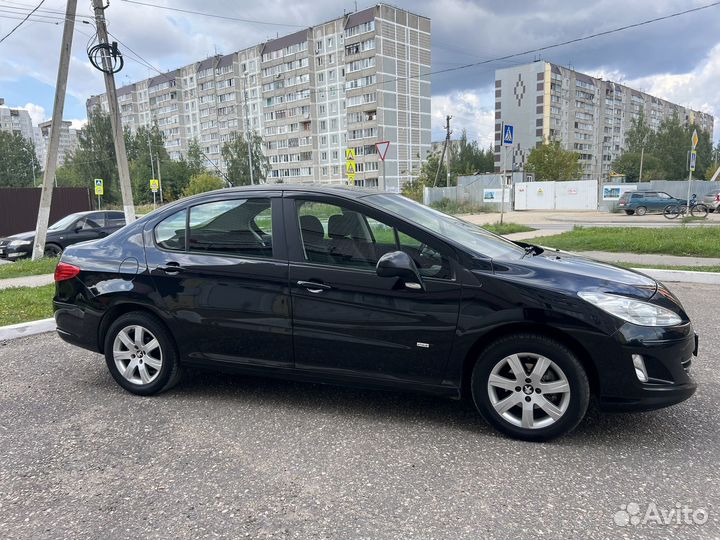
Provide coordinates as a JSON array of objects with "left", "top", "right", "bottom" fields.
[
  {"left": 297, "top": 280, "right": 332, "bottom": 293},
  {"left": 158, "top": 263, "right": 183, "bottom": 275}
]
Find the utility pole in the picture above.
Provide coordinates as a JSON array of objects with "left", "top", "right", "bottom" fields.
[
  {"left": 638, "top": 146, "right": 644, "bottom": 182},
  {"left": 91, "top": 0, "right": 135, "bottom": 223},
  {"left": 32, "top": 0, "right": 77, "bottom": 260},
  {"left": 156, "top": 154, "right": 163, "bottom": 203},
  {"left": 433, "top": 115, "right": 452, "bottom": 188},
  {"left": 243, "top": 72, "right": 254, "bottom": 185}
]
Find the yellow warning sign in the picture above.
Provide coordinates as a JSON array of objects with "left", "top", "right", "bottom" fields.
[
  {"left": 345, "top": 148, "right": 356, "bottom": 185},
  {"left": 345, "top": 148, "right": 355, "bottom": 160},
  {"left": 150, "top": 179, "right": 160, "bottom": 192}
]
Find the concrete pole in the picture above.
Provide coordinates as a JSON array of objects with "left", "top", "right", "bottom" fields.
[
  {"left": 638, "top": 146, "right": 644, "bottom": 182},
  {"left": 92, "top": 0, "right": 135, "bottom": 223},
  {"left": 32, "top": 0, "right": 77, "bottom": 260},
  {"left": 243, "top": 72, "right": 254, "bottom": 185}
]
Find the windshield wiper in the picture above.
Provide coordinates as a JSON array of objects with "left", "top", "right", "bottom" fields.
[{"left": 521, "top": 245, "right": 537, "bottom": 259}]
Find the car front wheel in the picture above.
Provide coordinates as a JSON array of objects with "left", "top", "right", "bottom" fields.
[
  {"left": 104, "top": 311, "right": 182, "bottom": 395},
  {"left": 471, "top": 333, "right": 590, "bottom": 441}
]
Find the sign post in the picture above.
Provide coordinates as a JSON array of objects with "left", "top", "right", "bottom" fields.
[
  {"left": 500, "top": 124, "right": 513, "bottom": 224},
  {"left": 94, "top": 178, "right": 104, "bottom": 210},
  {"left": 150, "top": 178, "right": 159, "bottom": 209},
  {"left": 687, "top": 129, "right": 698, "bottom": 211},
  {"left": 376, "top": 140, "right": 390, "bottom": 191}
]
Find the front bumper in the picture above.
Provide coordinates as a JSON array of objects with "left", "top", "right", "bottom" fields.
[
  {"left": 597, "top": 323, "right": 697, "bottom": 412},
  {"left": 0, "top": 243, "right": 31, "bottom": 259}
]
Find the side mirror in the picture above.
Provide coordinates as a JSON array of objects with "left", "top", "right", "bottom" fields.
[{"left": 376, "top": 251, "right": 424, "bottom": 290}]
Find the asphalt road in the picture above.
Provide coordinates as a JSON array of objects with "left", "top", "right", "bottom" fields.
[{"left": 0, "top": 283, "right": 718, "bottom": 540}]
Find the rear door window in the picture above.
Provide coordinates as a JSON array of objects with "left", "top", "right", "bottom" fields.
[{"left": 188, "top": 198, "right": 273, "bottom": 258}]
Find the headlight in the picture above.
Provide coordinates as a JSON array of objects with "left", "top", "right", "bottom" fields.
[
  {"left": 578, "top": 291, "right": 682, "bottom": 327},
  {"left": 8, "top": 240, "right": 31, "bottom": 247}
]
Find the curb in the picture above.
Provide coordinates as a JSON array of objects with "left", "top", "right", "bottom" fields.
[
  {"left": 0, "top": 273, "right": 54, "bottom": 291},
  {"left": 632, "top": 268, "right": 720, "bottom": 285},
  {"left": 0, "top": 318, "right": 56, "bottom": 342}
]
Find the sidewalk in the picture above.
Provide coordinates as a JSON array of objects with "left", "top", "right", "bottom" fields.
[{"left": 0, "top": 274, "right": 54, "bottom": 291}]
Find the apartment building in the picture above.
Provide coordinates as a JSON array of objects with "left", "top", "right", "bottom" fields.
[
  {"left": 34, "top": 119, "right": 78, "bottom": 168},
  {"left": 494, "top": 62, "right": 715, "bottom": 179},
  {"left": 0, "top": 98, "right": 35, "bottom": 142},
  {"left": 87, "top": 4, "right": 432, "bottom": 191}
]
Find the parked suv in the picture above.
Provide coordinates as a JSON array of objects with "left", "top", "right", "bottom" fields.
[
  {"left": 53, "top": 186, "right": 697, "bottom": 441},
  {"left": 617, "top": 191, "right": 686, "bottom": 215},
  {"left": 701, "top": 190, "right": 720, "bottom": 213},
  {"left": 0, "top": 211, "right": 126, "bottom": 260}
]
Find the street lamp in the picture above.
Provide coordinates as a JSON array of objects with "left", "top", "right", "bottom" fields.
[{"left": 242, "top": 71, "right": 254, "bottom": 185}]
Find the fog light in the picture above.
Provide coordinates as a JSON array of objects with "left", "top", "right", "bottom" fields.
[{"left": 632, "top": 354, "right": 648, "bottom": 383}]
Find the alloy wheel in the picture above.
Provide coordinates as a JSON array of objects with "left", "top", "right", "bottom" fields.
[
  {"left": 112, "top": 325, "right": 163, "bottom": 385},
  {"left": 487, "top": 352, "right": 571, "bottom": 430}
]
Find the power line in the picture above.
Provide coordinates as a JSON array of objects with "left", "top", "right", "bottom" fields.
[
  {"left": 0, "top": 0, "right": 47, "bottom": 44},
  {"left": 120, "top": 0, "right": 307, "bottom": 28}
]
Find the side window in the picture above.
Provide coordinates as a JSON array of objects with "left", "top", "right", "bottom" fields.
[
  {"left": 397, "top": 230, "right": 452, "bottom": 280},
  {"left": 155, "top": 209, "right": 187, "bottom": 251},
  {"left": 188, "top": 198, "right": 273, "bottom": 258},
  {"left": 106, "top": 212, "right": 126, "bottom": 227},
  {"left": 631, "top": 193, "right": 643, "bottom": 200},
  {"left": 87, "top": 213, "right": 105, "bottom": 228},
  {"left": 77, "top": 216, "right": 101, "bottom": 230},
  {"left": 296, "top": 199, "right": 452, "bottom": 279},
  {"left": 657, "top": 192, "right": 671, "bottom": 199}
]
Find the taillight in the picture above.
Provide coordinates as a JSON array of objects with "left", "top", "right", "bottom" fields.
[
  {"left": 54, "top": 262, "right": 81, "bottom": 282},
  {"left": 715, "top": 195, "right": 720, "bottom": 202}
]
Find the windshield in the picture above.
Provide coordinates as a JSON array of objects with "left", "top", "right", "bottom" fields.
[
  {"left": 48, "top": 213, "right": 81, "bottom": 231},
  {"left": 366, "top": 194, "right": 526, "bottom": 259}
]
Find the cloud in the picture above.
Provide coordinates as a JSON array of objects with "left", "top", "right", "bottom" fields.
[
  {"left": 22, "top": 103, "right": 47, "bottom": 125},
  {"left": 68, "top": 119, "right": 87, "bottom": 130},
  {"left": 431, "top": 89, "right": 495, "bottom": 147}
]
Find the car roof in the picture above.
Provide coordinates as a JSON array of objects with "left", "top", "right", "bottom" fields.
[{"left": 203, "top": 183, "right": 378, "bottom": 199}]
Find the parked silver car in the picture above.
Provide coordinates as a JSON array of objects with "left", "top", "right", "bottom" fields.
[{"left": 701, "top": 190, "right": 720, "bottom": 213}]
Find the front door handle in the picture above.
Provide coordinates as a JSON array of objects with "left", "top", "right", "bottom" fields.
[
  {"left": 297, "top": 280, "right": 332, "bottom": 293},
  {"left": 158, "top": 262, "right": 183, "bottom": 275}
]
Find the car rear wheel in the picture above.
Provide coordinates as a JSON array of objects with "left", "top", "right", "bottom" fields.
[
  {"left": 104, "top": 311, "right": 182, "bottom": 396},
  {"left": 635, "top": 206, "right": 647, "bottom": 216},
  {"left": 44, "top": 243, "right": 62, "bottom": 257},
  {"left": 471, "top": 333, "right": 590, "bottom": 441}
]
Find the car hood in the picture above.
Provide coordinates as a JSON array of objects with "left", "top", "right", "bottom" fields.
[
  {"left": 2, "top": 230, "right": 35, "bottom": 242},
  {"left": 491, "top": 249, "right": 657, "bottom": 300}
]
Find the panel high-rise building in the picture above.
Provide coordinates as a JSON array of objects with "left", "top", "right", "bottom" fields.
[
  {"left": 87, "top": 4, "right": 432, "bottom": 191},
  {"left": 494, "top": 62, "right": 714, "bottom": 179},
  {"left": 0, "top": 98, "right": 35, "bottom": 142}
]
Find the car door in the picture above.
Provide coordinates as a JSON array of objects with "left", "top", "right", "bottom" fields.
[
  {"left": 145, "top": 192, "right": 292, "bottom": 368},
  {"left": 64, "top": 213, "right": 106, "bottom": 247},
  {"left": 284, "top": 192, "right": 462, "bottom": 386}
]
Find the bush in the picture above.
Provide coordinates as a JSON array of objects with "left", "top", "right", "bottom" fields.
[
  {"left": 182, "top": 173, "right": 226, "bottom": 197},
  {"left": 429, "top": 198, "right": 494, "bottom": 215}
]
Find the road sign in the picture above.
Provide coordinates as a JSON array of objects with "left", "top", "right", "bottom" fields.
[
  {"left": 150, "top": 179, "right": 159, "bottom": 192},
  {"left": 376, "top": 140, "right": 390, "bottom": 161},
  {"left": 502, "top": 124, "right": 514, "bottom": 146},
  {"left": 690, "top": 150, "right": 697, "bottom": 172},
  {"left": 345, "top": 148, "right": 356, "bottom": 185},
  {"left": 94, "top": 178, "right": 104, "bottom": 196},
  {"left": 692, "top": 129, "right": 699, "bottom": 150}
]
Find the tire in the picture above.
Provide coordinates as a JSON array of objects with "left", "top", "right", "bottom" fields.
[
  {"left": 624, "top": 210, "right": 634, "bottom": 215},
  {"left": 708, "top": 208, "right": 715, "bottom": 213},
  {"left": 691, "top": 204, "right": 708, "bottom": 218},
  {"left": 103, "top": 311, "right": 182, "bottom": 396},
  {"left": 663, "top": 204, "right": 680, "bottom": 220},
  {"left": 44, "top": 243, "right": 63, "bottom": 257},
  {"left": 471, "top": 333, "right": 590, "bottom": 441},
  {"left": 635, "top": 206, "right": 647, "bottom": 216}
]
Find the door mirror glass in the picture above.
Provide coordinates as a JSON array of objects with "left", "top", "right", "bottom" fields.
[{"left": 376, "top": 251, "right": 424, "bottom": 290}]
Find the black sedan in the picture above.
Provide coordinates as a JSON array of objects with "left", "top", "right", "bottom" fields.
[
  {"left": 53, "top": 186, "right": 697, "bottom": 440},
  {"left": 0, "top": 210, "right": 126, "bottom": 260}
]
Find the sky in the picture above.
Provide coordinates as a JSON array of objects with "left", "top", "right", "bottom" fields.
[{"left": 1, "top": 0, "right": 719, "bottom": 147}]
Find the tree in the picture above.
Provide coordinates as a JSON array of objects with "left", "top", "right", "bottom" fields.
[
  {"left": 56, "top": 107, "right": 120, "bottom": 202},
  {"left": 525, "top": 140, "right": 582, "bottom": 180},
  {"left": 221, "top": 131, "right": 270, "bottom": 186},
  {"left": 706, "top": 142, "right": 720, "bottom": 180},
  {"left": 182, "top": 172, "right": 225, "bottom": 197},
  {"left": 0, "top": 131, "right": 42, "bottom": 187},
  {"left": 451, "top": 130, "right": 495, "bottom": 176},
  {"left": 613, "top": 112, "right": 714, "bottom": 180}
]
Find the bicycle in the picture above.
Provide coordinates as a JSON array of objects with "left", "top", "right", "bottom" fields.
[{"left": 663, "top": 201, "right": 709, "bottom": 219}]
